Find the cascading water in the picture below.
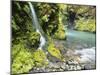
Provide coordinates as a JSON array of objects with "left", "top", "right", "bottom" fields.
[{"left": 28, "top": 2, "right": 46, "bottom": 50}]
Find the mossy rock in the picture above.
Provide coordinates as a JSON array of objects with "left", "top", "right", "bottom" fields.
[
  {"left": 28, "top": 32, "right": 40, "bottom": 48},
  {"left": 47, "top": 43, "right": 63, "bottom": 60},
  {"left": 33, "top": 50, "right": 48, "bottom": 67},
  {"left": 54, "top": 23, "right": 66, "bottom": 40},
  {"left": 54, "top": 30, "right": 66, "bottom": 40}
]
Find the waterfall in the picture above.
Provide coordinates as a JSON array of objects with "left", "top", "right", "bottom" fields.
[{"left": 28, "top": 2, "right": 46, "bottom": 50}]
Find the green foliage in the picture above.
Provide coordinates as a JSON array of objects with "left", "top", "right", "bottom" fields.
[
  {"left": 41, "top": 15, "right": 49, "bottom": 22},
  {"left": 55, "top": 12, "right": 66, "bottom": 39},
  {"left": 54, "top": 28, "right": 66, "bottom": 40},
  {"left": 12, "top": 43, "right": 23, "bottom": 59},
  {"left": 12, "top": 43, "right": 48, "bottom": 74},
  {"left": 53, "top": 9, "right": 66, "bottom": 40},
  {"left": 12, "top": 1, "right": 34, "bottom": 42},
  {"left": 34, "top": 3, "right": 66, "bottom": 39},
  {"left": 28, "top": 32, "right": 40, "bottom": 47},
  {"left": 33, "top": 50, "right": 48, "bottom": 67},
  {"left": 12, "top": 1, "right": 41, "bottom": 47},
  {"left": 73, "top": 6, "right": 96, "bottom": 32},
  {"left": 66, "top": 5, "right": 96, "bottom": 33},
  {"left": 12, "top": 17, "right": 20, "bottom": 31},
  {"left": 12, "top": 43, "right": 34, "bottom": 74},
  {"left": 47, "top": 42, "right": 62, "bottom": 60},
  {"left": 57, "top": 4, "right": 67, "bottom": 10},
  {"left": 11, "top": 1, "right": 41, "bottom": 74},
  {"left": 75, "top": 18, "right": 96, "bottom": 32},
  {"left": 67, "top": 5, "right": 95, "bottom": 16},
  {"left": 12, "top": 2, "right": 67, "bottom": 74}
]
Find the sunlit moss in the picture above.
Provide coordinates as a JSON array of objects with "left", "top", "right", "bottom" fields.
[
  {"left": 47, "top": 42, "right": 63, "bottom": 60},
  {"left": 28, "top": 32, "right": 40, "bottom": 46},
  {"left": 54, "top": 10, "right": 66, "bottom": 40},
  {"left": 54, "top": 27, "right": 66, "bottom": 40},
  {"left": 75, "top": 18, "right": 96, "bottom": 32},
  {"left": 33, "top": 50, "right": 48, "bottom": 67},
  {"left": 57, "top": 4, "right": 67, "bottom": 10},
  {"left": 12, "top": 44, "right": 34, "bottom": 74}
]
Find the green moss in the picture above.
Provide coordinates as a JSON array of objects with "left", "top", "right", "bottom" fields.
[
  {"left": 33, "top": 50, "right": 48, "bottom": 67},
  {"left": 35, "top": 3, "right": 66, "bottom": 39},
  {"left": 75, "top": 18, "right": 96, "bottom": 32},
  {"left": 54, "top": 28, "right": 66, "bottom": 40},
  {"left": 54, "top": 10, "right": 66, "bottom": 40},
  {"left": 12, "top": 43, "right": 34, "bottom": 74},
  {"left": 28, "top": 32, "right": 40, "bottom": 46},
  {"left": 47, "top": 42, "right": 63, "bottom": 60}
]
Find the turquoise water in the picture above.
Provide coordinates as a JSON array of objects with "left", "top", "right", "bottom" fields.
[
  {"left": 66, "top": 29, "right": 96, "bottom": 49},
  {"left": 65, "top": 29, "right": 96, "bottom": 64}
]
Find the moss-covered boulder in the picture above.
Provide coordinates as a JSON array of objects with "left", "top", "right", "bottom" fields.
[
  {"left": 33, "top": 50, "right": 48, "bottom": 67},
  {"left": 47, "top": 42, "right": 63, "bottom": 61},
  {"left": 54, "top": 29, "right": 66, "bottom": 40}
]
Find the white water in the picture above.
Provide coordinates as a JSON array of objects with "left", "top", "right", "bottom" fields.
[
  {"left": 75, "top": 47, "right": 95, "bottom": 64},
  {"left": 65, "top": 28, "right": 96, "bottom": 64},
  {"left": 28, "top": 2, "right": 46, "bottom": 50}
]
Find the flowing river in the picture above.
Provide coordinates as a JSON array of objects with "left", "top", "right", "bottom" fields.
[{"left": 66, "top": 29, "right": 95, "bottom": 48}]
